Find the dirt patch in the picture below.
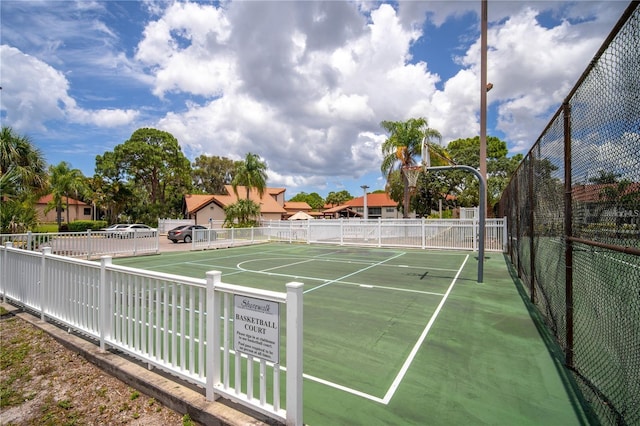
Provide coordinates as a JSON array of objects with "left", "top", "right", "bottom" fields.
[{"left": 0, "top": 313, "right": 197, "bottom": 425}]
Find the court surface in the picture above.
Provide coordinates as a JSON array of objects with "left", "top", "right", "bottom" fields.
[{"left": 115, "top": 243, "right": 593, "bottom": 425}]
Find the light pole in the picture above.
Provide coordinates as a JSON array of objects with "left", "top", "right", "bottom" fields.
[{"left": 361, "top": 185, "right": 369, "bottom": 220}]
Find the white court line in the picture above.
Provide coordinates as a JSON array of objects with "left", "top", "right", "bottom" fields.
[
  {"left": 302, "top": 373, "right": 385, "bottom": 404},
  {"left": 381, "top": 254, "right": 470, "bottom": 404},
  {"left": 303, "top": 251, "right": 407, "bottom": 294},
  {"left": 210, "top": 251, "right": 469, "bottom": 404},
  {"left": 234, "top": 255, "right": 447, "bottom": 296},
  {"left": 282, "top": 255, "right": 469, "bottom": 404}
]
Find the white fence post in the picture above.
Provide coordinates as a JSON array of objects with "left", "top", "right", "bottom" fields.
[
  {"left": 1, "top": 243, "right": 8, "bottom": 303},
  {"left": 286, "top": 282, "right": 304, "bottom": 426},
  {"left": 99, "top": 256, "right": 113, "bottom": 351},
  {"left": 502, "top": 217, "right": 508, "bottom": 252},
  {"left": 206, "top": 270, "right": 222, "bottom": 401},
  {"left": 87, "top": 229, "right": 92, "bottom": 260},
  {"left": 40, "top": 247, "right": 52, "bottom": 321}
]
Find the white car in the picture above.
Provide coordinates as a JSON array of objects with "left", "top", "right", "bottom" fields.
[{"left": 105, "top": 224, "right": 156, "bottom": 238}]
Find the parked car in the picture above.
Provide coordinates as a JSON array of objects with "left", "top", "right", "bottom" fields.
[
  {"left": 167, "top": 225, "right": 208, "bottom": 243},
  {"left": 105, "top": 224, "right": 156, "bottom": 238},
  {"left": 101, "top": 224, "right": 129, "bottom": 237}
]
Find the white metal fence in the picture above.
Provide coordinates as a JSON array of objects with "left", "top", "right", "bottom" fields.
[
  {"left": 261, "top": 218, "right": 507, "bottom": 252},
  {"left": 1, "top": 218, "right": 506, "bottom": 261},
  {"left": 0, "top": 243, "right": 303, "bottom": 426},
  {"left": 0, "top": 230, "right": 159, "bottom": 259},
  {"left": 157, "top": 218, "right": 194, "bottom": 234}
]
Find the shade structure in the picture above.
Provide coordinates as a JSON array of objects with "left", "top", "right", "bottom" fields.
[{"left": 288, "top": 211, "right": 313, "bottom": 220}]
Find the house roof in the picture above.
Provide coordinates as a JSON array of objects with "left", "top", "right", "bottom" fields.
[
  {"left": 572, "top": 182, "right": 640, "bottom": 203},
  {"left": 37, "top": 194, "right": 88, "bottom": 206},
  {"left": 345, "top": 193, "right": 397, "bottom": 208},
  {"left": 185, "top": 186, "right": 287, "bottom": 214},
  {"left": 322, "top": 204, "right": 362, "bottom": 215},
  {"left": 284, "top": 201, "right": 312, "bottom": 211},
  {"left": 184, "top": 194, "right": 218, "bottom": 214}
]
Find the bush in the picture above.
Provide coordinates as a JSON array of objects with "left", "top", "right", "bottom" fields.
[{"left": 66, "top": 220, "right": 108, "bottom": 232}]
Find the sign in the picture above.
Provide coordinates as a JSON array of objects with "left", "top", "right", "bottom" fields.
[{"left": 233, "top": 295, "right": 280, "bottom": 363}]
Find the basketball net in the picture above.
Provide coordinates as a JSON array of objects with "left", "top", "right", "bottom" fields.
[{"left": 402, "top": 165, "right": 423, "bottom": 193}]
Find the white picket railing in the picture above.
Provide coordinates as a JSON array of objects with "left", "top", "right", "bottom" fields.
[
  {"left": 0, "top": 243, "right": 303, "bottom": 426},
  {"left": 0, "top": 230, "right": 159, "bottom": 259},
  {"left": 1, "top": 218, "right": 506, "bottom": 260},
  {"left": 262, "top": 218, "right": 507, "bottom": 252}
]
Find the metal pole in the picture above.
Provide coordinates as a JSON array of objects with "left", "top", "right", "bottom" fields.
[
  {"left": 480, "top": 0, "right": 488, "bottom": 184},
  {"left": 361, "top": 185, "right": 369, "bottom": 220},
  {"left": 563, "top": 102, "right": 574, "bottom": 368},
  {"left": 427, "top": 165, "right": 486, "bottom": 283}
]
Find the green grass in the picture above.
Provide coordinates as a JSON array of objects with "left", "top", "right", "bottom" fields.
[
  {"left": 33, "top": 223, "right": 59, "bottom": 233},
  {"left": 0, "top": 318, "right": 33, "bottom": 408}
]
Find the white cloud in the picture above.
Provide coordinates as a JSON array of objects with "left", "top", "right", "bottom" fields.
[
  {"left": 0, "top": 45, "right": 138, "bottom": 131},
  {"left": 135, "top": 1, "right": 234, "bottom": 97},
  {"left": 456, "top": 6, "right": 619, "bottom": 154},
  {"left": 68, "top": 108, "right": 140, "bottom": 127},
  {"left": 1, "top": 45, "right": 69, "bottom": 131},
  {"left": 1, "top": 0, "right": 629, "bottom": 195},
  {"left": 139, "top": 1, "right": 443, "bottom": 189}
]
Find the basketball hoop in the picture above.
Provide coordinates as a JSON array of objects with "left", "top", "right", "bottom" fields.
[{"left": 402, "top": 165, "right": 423, "bottom": 192}]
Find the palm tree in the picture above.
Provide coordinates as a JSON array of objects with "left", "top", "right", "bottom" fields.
[
  {"left": 223, "top": 199, "right": 261, "bottom": 227},
  {"left": 226, "top": 153, "right": 268, "bottom": 227},
  {"left": 47, "top": 162, "right": 87, "bottom": 227},
  {"left": 380, "top": 118, "right": 441, "bottom": 218},
  {"left": 0, "top": 126, "right": 48, "bottom": 198},
  {"left": 231, "top": 152, "right": 268, "bottom": 199},
  {"left": 1, "top": 126, "right": 48, "bottom": 232}
]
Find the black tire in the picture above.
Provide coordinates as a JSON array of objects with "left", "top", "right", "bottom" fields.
[
  {"left": 170, "top": 239, "right": 178, "bottom": 244},
  {"left": 184, "top": 235, "right": 192, "bottom": 243}
]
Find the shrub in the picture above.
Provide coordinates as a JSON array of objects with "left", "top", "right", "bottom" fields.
[{"left": 67, "top": 221, "right": 108, "bottom": 232}]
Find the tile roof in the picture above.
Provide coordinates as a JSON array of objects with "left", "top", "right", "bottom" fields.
[
  {"left": 284, "top": 201, "right": 312, "bottom": 211},
  {"left": 185, "top": 186, "right": 287, "bottom": 214},
  {"left": 37, "top": 194, "right": 88, "bottom": 206},
  {"left": 345, "top": 193, "right": 397, "bottom": 207}
]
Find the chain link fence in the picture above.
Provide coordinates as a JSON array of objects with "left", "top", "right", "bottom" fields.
[{"left": 498, "top": 3, "right": 639, "bottom": 425}]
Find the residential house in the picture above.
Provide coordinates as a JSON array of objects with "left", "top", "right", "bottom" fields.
[
  {"left": 35, "top": 194, "right": 93, "bottom": 223},
  {"left": 572, "top": 182, "right": 640, "bottom": 226},
  {"left": 283, "top": 201, "right": 318, "bottom": 219},
  {"left": 345, "top": 193, "right": 408, "bottom": 219},
  {"left": 183, "top": 186, "right": 288, "bottom": 224},
  {"left": 321, "top": 204, "right": 362, "bottom": 219}
]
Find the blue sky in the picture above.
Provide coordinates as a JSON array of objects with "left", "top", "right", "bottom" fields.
[{"left": 0, "top": 1, "right": 631, "bottom": 199}]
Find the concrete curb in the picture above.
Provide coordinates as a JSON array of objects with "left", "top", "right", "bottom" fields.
[{"left": 1, "top": 303, "right": 274, "bottom": 426}]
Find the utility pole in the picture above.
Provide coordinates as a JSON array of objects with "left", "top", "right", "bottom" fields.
[{"left": 361, "top": 185, "right": 369, "bottom": 220}]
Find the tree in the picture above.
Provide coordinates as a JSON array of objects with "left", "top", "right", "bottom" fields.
[
  {"left": 231, "top": 152, "right": 268, "bottom": 199},
  {"left": 411, "top": 169, "right": 458, "bottom": 218},
  {"left": 447, "top": 136, "right": 522, "bottom": 211},
  {"left": 192, "top": 155, "right": 235, "bottom": 194},
  {"left": 46, "top": 162, "right": 87, "bottom": 227},
  {"left": 325, "top": 190, "right": 353, "bottom": 206},
  {"left": 225, "top": 153, "right": 268, "bottom": 227},
  {"left": 94, "top": 152, "right": 134, "bottom": 224},
  {"left": 0, "top": 126, "right": 48, "bottom": 232},
  {"left": 95, "top": 128, "right": 192, "bottom": 222},
  {"left": 0, "top": 126, "right": 48, "bottom": 199},
  {"left": 380, "top": 118, "right": 441, "bottom": 218},
  {"left": 289, "top": 192, "right": 324, "bottom": 210},
  {"left": 223, "top": 199, "right": 261, "bottom": 227}
]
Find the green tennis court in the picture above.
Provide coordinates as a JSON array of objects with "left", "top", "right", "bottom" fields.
[{"left": 114, "top": 243, "right": 593, "bottom": 425}]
